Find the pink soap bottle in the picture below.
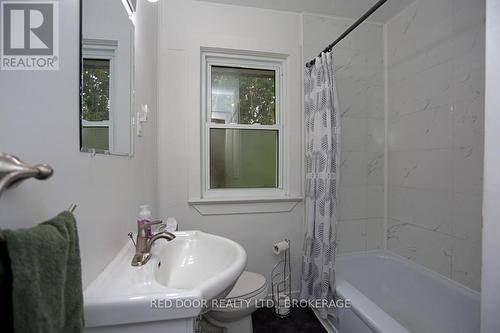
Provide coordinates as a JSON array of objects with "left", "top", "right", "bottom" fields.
[{"left": 138, "top": 205, "right": 153, "bottom": 238}]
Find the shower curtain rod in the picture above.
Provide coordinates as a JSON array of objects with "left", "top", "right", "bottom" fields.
[{"left": 305, "top": 0, "right": 388, "bottom": 68}]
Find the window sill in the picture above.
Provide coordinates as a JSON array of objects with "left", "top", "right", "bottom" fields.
[{"left": 188, "top": 196, "right": 303, "bottom": 215}]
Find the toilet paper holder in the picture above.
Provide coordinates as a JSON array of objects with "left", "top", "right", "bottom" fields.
[{"left": 271, "top": 239, "right": 292, "bottom": 318}]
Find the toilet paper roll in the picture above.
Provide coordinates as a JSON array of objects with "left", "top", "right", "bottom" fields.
[{"left": 273, "top": 240, "right": 289, "bottom": 255}]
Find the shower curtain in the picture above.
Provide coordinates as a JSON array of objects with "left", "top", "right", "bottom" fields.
[{"left": 300, "top": 52, "right": 340, "bottom": 319}]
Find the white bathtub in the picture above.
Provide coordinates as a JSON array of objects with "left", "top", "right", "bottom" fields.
[{"left": 324, "top": 251, "right": 480, "bottom": 333}]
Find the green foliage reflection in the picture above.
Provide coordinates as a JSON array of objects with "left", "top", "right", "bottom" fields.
[{"left": 82, "top": 58, "right": 110, "bottom": 122}]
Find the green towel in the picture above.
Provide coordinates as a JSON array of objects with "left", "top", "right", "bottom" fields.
[
  {"left": 0, "top": 237, "right": 13, "bottom": 332},
  {"left": 3, "top": 211, "right": 84, "bottom": 333}
]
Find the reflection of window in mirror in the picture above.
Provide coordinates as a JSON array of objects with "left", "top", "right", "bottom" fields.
[
  {"left": 81, "top": 0, "right": 134, "bottom": 156},
  {"left": 81, "top": 45, "right": 116, "bottom": 153}
]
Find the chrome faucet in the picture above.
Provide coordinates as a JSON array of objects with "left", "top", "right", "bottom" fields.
[{"left": 129, "top": 220, "right": 176, "bottom": 266}]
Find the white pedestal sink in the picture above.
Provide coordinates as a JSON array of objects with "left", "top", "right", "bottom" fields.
[{"left": 84, "top": 231, "right": 247, "bottom": 332}]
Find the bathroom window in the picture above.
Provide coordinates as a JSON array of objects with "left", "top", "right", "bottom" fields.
[
  {"left": 81, "top": 46, "right": 115, "bottom": 152},
  {"left": 203, "top": 52, "right": 284, "bottom": 197}
]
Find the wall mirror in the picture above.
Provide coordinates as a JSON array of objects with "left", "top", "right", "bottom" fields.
[{"left": 80, "top": 0, "right": 135, "bottom": 156}]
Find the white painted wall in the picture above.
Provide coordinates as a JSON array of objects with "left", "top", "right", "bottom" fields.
[
  {"left": 386, "top": 0, "right": 485, "bottom": 291},
  {"left": 481, "top": 0, "right": 500, "bottom": 330},
  {"left": 0, "top": 0, "right": 159, "bottom": 288},
  {"left": 302, "top": 14, "right": 385, "bottom": 254},
  {"left": 157, "top": 0, "right": 305, "bottom": 291}
]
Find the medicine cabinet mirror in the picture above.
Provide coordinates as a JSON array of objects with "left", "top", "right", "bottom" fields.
[{"left": 80, "top": 0, "right": 135, "bottom": 156}]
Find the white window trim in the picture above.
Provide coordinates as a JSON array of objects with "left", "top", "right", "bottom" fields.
[
  {"left": 82, "top": 43, "right": 117, "bottom": 153},
  {"left": 81, "top": 120, "right": 110, "bottom": 127},
  {"left": 200, "top": 51, "right": 293, "bottom": 201}
]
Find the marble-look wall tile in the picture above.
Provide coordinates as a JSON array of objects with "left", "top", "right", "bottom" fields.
[
  {"left": 389, "top": 62, "right": 453, "bottom": 118},
  {"left": 388, "top": 186, "right": 452, "bottom": 235},
  {"left": 304, "top": 13, "right": 385, "bottom": 256},
  {"left": 450, "top": 24, "right": 484, "bottom": 79},
  {"left": 387, "top": 219, "right": 453, "bottom": 278},
  {"left": 339, "top": 152, "right": 384, "bottom": 187},
  {"left": 451, "top": 0, "right": 486, "bottom": 33},
  {"left": 452, "top": 191, "right": 483, "bottom": 241},
  {"left": 387, "top": 0, "right": 453, "bottom": 66},
  {"left": 340, "top": 117, "right": 369, "bottom": 152},
  {"left": 452, "top": 140, "right": 484, "bottom": 195},
  {"left": 367, "top": 118, "right": 386, "bottom": 152},
  {"left": 341, "top": 117, "right": 384, "bottom": 153},
  {"left": 339, "top": 152, "right": 370, "bottom": 187},
  {"left": 388, "top": 150, "right": 453, "bottom": 190},
  {"left": 337, "top": 83, "right": 384, "bottom": 119},
  {"left": 337, "top": 220, "right": 365, "bottom": 254},
  {"left": 388, "top": 106, "right": 454, "bottom": 151},
  {"left": 337, "top": 219, "right": 384, "bottom": 254},
  {"left": 451, "top": 238, "right": 482, "bottom": 291},
  {"left": 303, "top": 1, "right": 483, "bottom": 291},
  {"left": 366, "top": 152, "right": 385, "bottom": 185},
  {"left": 451, "top": 37, "right": 485, "bottom": 195},
  {"left": 387, "top": 0, "right": 484, "bottom": 291},
  {"left": 334, "top": 53, "right": 384, "bottom": 119},
  {"left": 365, "top": 219, "right": 385, "bottom": 251},
  {"left": 338, "top": 185, "right": 384, "bottom": 221}
]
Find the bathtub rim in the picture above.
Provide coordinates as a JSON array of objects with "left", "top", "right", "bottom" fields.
[
  {"left": 337, "top": 250, "right": 480, "bottom": 299},
  {"left": 332, "top": 250, "right": 480, "bottom": 333},
  {"left": 335, "top": 278, "right": 409, "bottom": 333}
]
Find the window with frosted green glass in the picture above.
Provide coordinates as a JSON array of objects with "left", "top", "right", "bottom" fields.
[
  {"left": 81, "top": 127, "right": 109, "bottom": 151},
  {"left": 210, "top": 129, "right": 278, "bottom": 189},
  {"left": 211, "top": 66, "right": 276, "bottom": 125}
]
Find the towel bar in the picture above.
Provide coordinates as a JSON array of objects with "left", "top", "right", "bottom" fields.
[
  {"left": 68, "top": 204, "right": 77, "bottom": 213},
  {"left": 0, "top": 152, "right": 54, "bottom": 198}
]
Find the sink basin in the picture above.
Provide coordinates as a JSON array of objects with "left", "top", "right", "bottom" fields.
[
  {"left": 154, "top": 231, "right": 245, "bottom": 296},
  {"left": 84, "top": 231, "right": 247, "bottom": 328}
]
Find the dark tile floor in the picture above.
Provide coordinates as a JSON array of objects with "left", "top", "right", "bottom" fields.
[{"left": 252, "top": 307, "right": 327, "bottom": 333}]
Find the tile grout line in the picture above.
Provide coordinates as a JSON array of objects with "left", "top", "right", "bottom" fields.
[
  {"left": 388, "top": 217, "right": 470, "bottom": 240},
  {"left": 383, "top": 21, "right": 389, "bottom": 251}
]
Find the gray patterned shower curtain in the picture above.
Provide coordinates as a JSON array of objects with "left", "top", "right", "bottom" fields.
[{"left": 300, "top": 52, "right": 340, "bottom": 319}]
